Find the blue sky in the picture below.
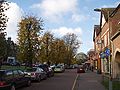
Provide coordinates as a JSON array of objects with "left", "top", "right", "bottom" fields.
[{"left": 6, "top": 0, "right": 120, "bottom": 54}]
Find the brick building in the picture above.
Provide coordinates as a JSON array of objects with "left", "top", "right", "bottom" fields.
[
  {"left": 110, "top": 4, "right": 120, "bottom": 78},
  {"left": 93, "top": 4, "right": 120, "bottom": 78},
  {"left": 93, "top": 25, "right": 101, "bottom": 72}
]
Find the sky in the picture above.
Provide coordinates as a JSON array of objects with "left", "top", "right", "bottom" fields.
[{"left": 5, "top": 0, "right": 120, "bottom": 54}]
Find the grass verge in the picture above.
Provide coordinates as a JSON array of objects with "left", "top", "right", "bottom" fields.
[{"left": 102, "top": 76, "right": 120, "bottom": 90}]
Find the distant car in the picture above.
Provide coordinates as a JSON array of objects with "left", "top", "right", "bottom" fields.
[
  {"left": 65, "top": 64, "right": 74, "bottom": 69},
  {"left": 77, "top": 67, "right": 85, "bottom": 73},
  {"left": 54, "top": 66, "right": 64, "bottom": 73},
  {"left": 10, "top": 61, "right": 20, "bottom": 66},
  {"left": 57, "top": 64, "right": 65, "bottom": 72},
  {"left": 2, "top": 61, "right": 20, "bottom": 66},
  {"left": 0, "top": 69, "right": 31, "bottom": 90},
  {"left": 24, "top": 67, "right": 47, "bottom": 82}
]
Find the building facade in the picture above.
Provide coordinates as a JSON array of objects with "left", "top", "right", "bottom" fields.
[
  {"left": 93, "top": 4, "right": 120, "bottom": 78},
  {"left": 110, "top": 4, "right": 120, "bottom": 78},
  {"left": 93, "top": 25, "right": 101, "bottom": 73}
]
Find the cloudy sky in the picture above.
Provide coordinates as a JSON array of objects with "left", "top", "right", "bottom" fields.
[{"left": 6, "top": 0, "right": 119, "bottom": 54}]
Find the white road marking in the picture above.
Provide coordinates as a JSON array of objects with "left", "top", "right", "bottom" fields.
[{"left": 72, "top": 74, "right": 79, "bottom": 90}]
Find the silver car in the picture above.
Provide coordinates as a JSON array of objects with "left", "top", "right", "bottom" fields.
[{"left": 24, "top": 67, "right": 47, "bottom": 82}]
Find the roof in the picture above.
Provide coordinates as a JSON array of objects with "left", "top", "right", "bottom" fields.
[
  {"left": 93, "top": 25, "right": 100, "bottom": 41},
  {"left": 110, "top": 3, "right": 120, "bottom": 17},
  {"left": 101, "top": 8, "right": 115, "bottom": 22}
]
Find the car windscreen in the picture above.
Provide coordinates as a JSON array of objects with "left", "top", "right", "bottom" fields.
[
  {"left": 25, "top": 68, "right": 37, "bottom": 72},
  {"left": 56, "top": 66, "right": 61, "bottom": 68}
]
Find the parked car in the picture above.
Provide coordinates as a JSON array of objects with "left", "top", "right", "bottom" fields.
[
  {"left": 77, "top": 67, "right": 85, "bottom": 73},
  {"left": 24, "top": 67, "right": 47, "bottom": 82},
  {"left": 10, "top": 61, "right": 20, "bottom": 66},
  {"left": 2, "top": 61, "right": 20, "bottom": 66},
  {"left": 57, "top": 64, "right": 65, "bottom": 72},
  {"left": 65, "top": 64, "right": 74, "bottom": 69},
  {"left": 48, "top": 67, "right": 54, "bottom": 77},
  {"left": 0, "top": 69, "right": 31, "bottom": 90},
  {"left": 38, "top": 64, "right": 54, "bottom": 77},
  {"left": 54, "top": 66, "right": 64, "bottom": 73}
]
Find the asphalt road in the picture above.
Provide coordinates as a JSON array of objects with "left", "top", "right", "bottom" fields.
[{"left": 20, "top": 69, "right": 77, "bottom": 90}]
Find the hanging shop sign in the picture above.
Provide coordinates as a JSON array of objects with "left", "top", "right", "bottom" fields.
[
  {"left": 100, "top": 48, "right": 110, "bottom": 59},
  {"left": 104, "top": 48, "right": 110, "bottom": 56}
]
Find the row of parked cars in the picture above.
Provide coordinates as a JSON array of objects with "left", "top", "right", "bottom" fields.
[{"left": 0, "top": 64, "right": 66, "bottom": 90}]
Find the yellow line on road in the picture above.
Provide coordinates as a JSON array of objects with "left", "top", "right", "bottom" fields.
[{"left": 72, "top": 74, "right": 79, "bottom": 90}]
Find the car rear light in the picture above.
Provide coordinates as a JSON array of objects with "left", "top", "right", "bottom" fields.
[
  {"left": 31, "top": 72, "right": 35, "bottom": 76},
  {"left": 0, "top": 81, "right": 6, "bottom": 86}
]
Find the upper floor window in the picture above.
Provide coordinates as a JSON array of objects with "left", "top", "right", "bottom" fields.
[{"left": 101, "top": 15, "right": 106, "bottom": 28}]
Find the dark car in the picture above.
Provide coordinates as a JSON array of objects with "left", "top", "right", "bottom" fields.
[
  {"left": 0, "top": 69, "right": 31, "bottom": 90},
  {"left": 24, "top": 67, "right": 47, "bottom": 82},
  {"left": 10, "top": 61, "right": 20, "bottom": 66},
  {"left": 2, "top": 61, "right": 20, "bottom": 66},
  {"left": 77, "top": 67, "right": 85, "bottom": 73},
  {"left": 38, "top": 64, "right": 54, "bottom": 77}
]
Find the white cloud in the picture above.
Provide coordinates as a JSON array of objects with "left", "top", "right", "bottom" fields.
[
  {"left": 31, "top": 0, "right": 83, "bottom": 22},
  {"left": 72, "top": 13, "right": 86, "bottom": 22},
  {"left": 50, "top": 27, "right": 82, "bottom": 40},
  {"left": 101, "top": 1, "right": 120, "bottom": 8},
  {"left": 5, "top": 2, "right": 23, "bottom": 42}
]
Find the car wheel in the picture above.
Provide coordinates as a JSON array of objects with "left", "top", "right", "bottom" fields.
[
  {"left": 38, "top": 76, "right": 41, "bottom": 82},
  {"left": 27, "top": 80, "right": 31, "bottom": 86},
  {"left": 11, "top": 84, "right": 15, "bottom": 90},
  {"left": 44, "top": 74, "right": 47, "bottom": 80}
]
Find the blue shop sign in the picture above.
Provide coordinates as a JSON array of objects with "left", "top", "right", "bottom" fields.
[{"left": 104, "top": 48, "right": 110, "bottom": 56}]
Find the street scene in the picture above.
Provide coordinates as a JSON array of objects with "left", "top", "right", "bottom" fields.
[
  {"left": 0, "top": 0, "right": 120, "bottom": 90},
  {"left": 20, "top": 69, "right": 105, "bottom": 90}
]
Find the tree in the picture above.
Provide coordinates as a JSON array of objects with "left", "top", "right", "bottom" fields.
[
  {"left": 76, "top": 52, "right": 88, "bottom": 64},
  {"left": 0, "top": 32, "right": 7, "bottom": 60},
  {"left": 63, "top": 33, "right": 80, "bottom": 65},
  {"left": 6, "top": 37, "right": 17, "bottom": 58},
  {"left": 0, "top": 0, "right": 9, "bottom": 66},
  {"left": 51, "top": 38, "right": 66, "bottom": 64},
  {"left": 17, "top": 16, "right": 43, "bottom": 67},
  {"left": 38, "top": 31, "right": 54, "bottom": 64},
  {"left": 0, "top": 0, "right": 9, "bottom": 32}
]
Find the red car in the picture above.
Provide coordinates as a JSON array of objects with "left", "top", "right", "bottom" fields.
[{"left": 77, "top": 67, "right": 85, "bottom": 73}]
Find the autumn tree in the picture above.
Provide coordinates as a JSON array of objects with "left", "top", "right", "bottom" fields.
[
  {"left": 38, "top": 31, "right": 54, "bottom": 65},
  {"left": 51, "top": 38, "right": 67, "bottom": 64},
  {"left": 17, "top": 16, "right": 43, "bottom": 67},
  {"left": 0, "top": 0, "right": 9, "bottom": 66},
  {"left": 76, "top": 52, "right": 88, "bottom": 64},
  {"left": 63, "top": 33, "right": 80, "bottom": 65}
]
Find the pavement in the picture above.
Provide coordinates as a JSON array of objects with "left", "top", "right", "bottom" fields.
[{"left": 74, "top": 70, "right": 106, "bottom": 90}]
